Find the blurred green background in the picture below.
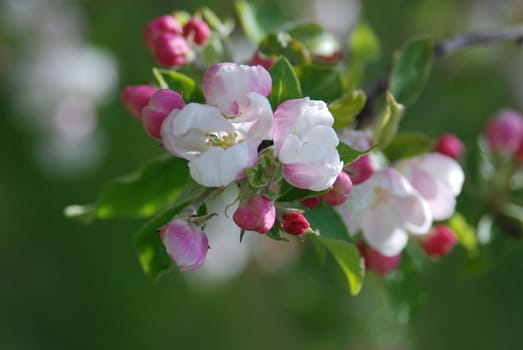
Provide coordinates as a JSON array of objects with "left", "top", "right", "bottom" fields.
[{"left": 2, "top": 0, "right": 523, "bottom": 349}]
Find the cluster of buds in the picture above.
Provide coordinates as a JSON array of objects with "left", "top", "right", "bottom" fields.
[{"left": 144, "top": 14, "right": 211, "bottom": 67}]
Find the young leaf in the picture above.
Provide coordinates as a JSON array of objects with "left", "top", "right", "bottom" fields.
[
  {"left": 294, "top": 65, "right": 343, "bottom": 103},
  {"left": 382, "top": 133, "right": 433, "bottom": 161},
  {"left": 286, "top": 22, "right": 341, "bottom": 58},
  {"left": 235, "top": 1, "right": 286, "bottom": 44},
  {"left": 337, "top": 141, "right": 374, "bottom": 165},
  {"left": 449, "top": 212, "right": 479, "bottom": 257},
  {"left": 389, "top": 37, "right": 434, "bottom": 106},
  {"left": 153, "top": 69, "right": 205, "bottom": 103},
  {"left": 258, "top": 32, "right": 311, "bottom": 65},
  {"left": 201, "top": 7, "right": 234, "bottom": 36},
  {"left": 268, "top": 56, "right": 302, "bottom": 108},
  {"left": 329, "top": 89, "right": 367, "bottom": 129},
  {"left": 312, "top": 236, "right": 364, "bottom": 295},
  {"left": 375, "top": 92, "right": 405, "bottom": 148},
  {"left": 348, "top": 21, "right": 381, "bottom": 64}
]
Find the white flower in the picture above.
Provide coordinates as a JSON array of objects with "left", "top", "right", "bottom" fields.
[
  {"left": 395, "top": 153, "right": 464, "bottom": 221},
  {"left": 273, "top": 98, "right": 343, "bottom": 191},
  {"left": 335, "top": 168, "right": 432, "bottom": 256}
]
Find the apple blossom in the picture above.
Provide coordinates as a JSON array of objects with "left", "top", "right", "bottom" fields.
[
  {"left": 335, "top": 168, "right": 432, "bottom": 257},
  {"left": 121, "top": 85, "right": 158, "bottom": 119},
  {"left": 395, "top": 153, "right": 464, "bottom": 221},
  {"left": 233, "top": 195, "right": 276, "bottom": 233},
  {"left": 142, "top": 89, "right": 185, "bottom": 139},
  {"left": 484, "top": 109, "right": 523, "bottom": 154},
  {"left": 161, "top": 63, "right": 274, "bottom": 187},
  {"left": 160, "top": 219, "right": 209, "bottom": 272},
  {"left": 274, "top": 98, "right": 343, "bottom": 191},
  {"left": 320, "top": 171, "right": 353, "bottom": 206}
]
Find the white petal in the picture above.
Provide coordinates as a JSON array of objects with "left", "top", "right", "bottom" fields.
[{"left": 232, "top": 92, "right": 273, "bottom": 140}]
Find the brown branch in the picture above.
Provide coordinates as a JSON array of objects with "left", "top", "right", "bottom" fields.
[{"left": 356, "top": 24, "right": 523, "bottom": 127}]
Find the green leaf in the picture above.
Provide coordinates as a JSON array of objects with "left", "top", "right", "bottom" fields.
[
  {"left": 337, "top": 141, "right": 374, "bottom": 165},
  {"left": 152, "top": 68, "right": 205, "bottom": 103},
  {"left": 259, "top": 32, "right": 311, "bottom": 65},
  {"left": 382, "top": 133, "right": 433, "bottom": 161},
  {"left": 348, "top": 21, "right": 381, "bottom": 64},
  {"left": 449, "top": 212, "right": 479, "bottom": 257},
  {"left": 278, "top": 180, "right": 329, "bottom": 202},
  {"left": 286, "top": 22, "right": 340, "bottom": 58},
  {"left": 375, "top": 92, "right": 405, "bottom": 148},
  {"left": 295, "top": 65, "right": 343, "bottom": 103},
  {"left": 235, "top": 1, "right": 286, "bottom": 44},
  {"left": 389, "top": 37, "right": 433, "bottom": 106},
  {"left": 268, "top": 56, "right": 302, "bottom": 108},
  {"left": 329, "top": 89, "right": 367, "bottom": 129},
  {"left": 66, "top": 155, "right": 192, "bottom": 220},
  {"left": 201, "top": 7, "right": 234, "bottom": 36},
  {"left": 306, "top": 203, "right": 350, "bottom": 242},
  {"left": 312, "top": 236, "right": 364, "bottom": 295},
  {"left": 199, "top": 35, "right": 229, "bottom": 68}
]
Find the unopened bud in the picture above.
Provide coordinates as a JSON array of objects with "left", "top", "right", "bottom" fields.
[
  {"left": 345, "top": 154, "right": 373, "bottom": 184},
  {"left": 144, "top": 15, "right": 182, "bottom": 51},
  {"left": 251, "top": 51, "right": 275, "bottom": 70},
  {"left": 153, "top": 33, "right": 190, "bottom": 67},
  {"left": 434, "top": 133, "right": 464, "bottom": 159},
  {"left": 280, "top": 212, "right": 310, "bottom": 235},
  {"left": 421, "top": 225, "right": 458, "bottom": 258},
  {"left": 485, "top": 109, "right": 523, "bottom": 154},
  {"left": 142, "top": 89, "right": 185, "bottom": 139},
  {"left": 121, "top": 85, "right": 158, "bottom": 119},
  {"left": 183, "top": 18, "right": 211, "bottom": 45},
  {"left": 358, "top": 242, "right": 401, "bottom": 276},
  {"left": 160, "top": 219, "right": 208, "bottom": 272},
  {"left": 233, "top": 195, "right": 275, "bottom": 233},
  {"left": 320, "top": 171, "right": 352, "bottom": 206},
  {"left": 300, "top": 196, "right": 320, "bottom": 209}
]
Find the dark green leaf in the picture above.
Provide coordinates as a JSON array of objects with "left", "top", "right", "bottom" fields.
[
  {"left": 235, "top": 1, "right": 287, "bottom": 44},
  {"left": 268, "top": 57, "right": 302, "bottom": 108},
  {"left": 306, "top": 202, "right": 350, "bottom": 242},
  {"left": 337, "top": 141, "right": 374, "bottom": 165},
  {"left": 329, "top": 89, "right": 366, "bottom": 129},
  {"left": 312, "top": 236, "right": 364, "bottom": 295},
  {"left": 382, "top": 133, "right": 433, "bottom": 161},
  {"left": 153, "top": 68, "right": 205, "bottom": 103},
  {"left": 278, "top": 180, "right": 329, "bottom": 202},
  {"left": 259, "top": 32, "right": 311, "bottom": 65},
  {"left": 286, "top": 22, "right": 340, "bottom": 58},
  {"left": 295, "top": 65, "right": 343, "bottom": 103},
  {"left": 389, "top": 37, "right": 433, "bottom": 106}
]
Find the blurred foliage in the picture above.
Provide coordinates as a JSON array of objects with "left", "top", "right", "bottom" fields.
[{"left": 3, "top": 0, "right": 523, "bottom": 349}]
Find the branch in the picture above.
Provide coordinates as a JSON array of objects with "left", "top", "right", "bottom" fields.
[{"left": 356, "top": 25, "right": 523, "bottom": 127}]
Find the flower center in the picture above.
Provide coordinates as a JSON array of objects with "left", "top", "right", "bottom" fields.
[
  {"left": 372, "top": 186, "right": 391, "bottom": 208},
  {"left": 206, "top": 132, "right": 238, "bottom": 149}
]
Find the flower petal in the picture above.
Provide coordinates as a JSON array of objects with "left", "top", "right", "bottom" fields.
[{"left": 231, "top": 92, "right": 273, "bottom": 140}]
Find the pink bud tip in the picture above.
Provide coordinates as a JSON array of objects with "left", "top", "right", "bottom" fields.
[
  {"left": 250, "top": 51, "right": 275, "bottom": 70},
  {"left": 121, "top": 85, "right": 158, "bottom": 119},
  {"left": 320, "top": 171, "right": 353, "bottom": 206},
  {"left": 142, "top": 89, "right": 185, "bottom": 139},
  {"left": 421, "top": 225, "right": 458, "bottom": 258},
  {"left": 233, "top": 195, "right": 276, "bottom": 233},
  {"left": 144, "top": 15, "right": 182, "bottom": 51},
  {"left": 300, "top": 196, "right": 320, "bottom": 209},
  {"left": 434, "top": 133, "right": 464, "bottom": 159},
  {"left": 344, "top": 154, "right": 374, "bottom": 185},
  {"left": 485, "top": 109, "right": 523, "bottom": 154},
  {"left": 183, "top": 18, "right": 211, "bottom": 45},
  {"left": 358, "top": 242, "right": 401, "bottom": 276},
  {"left": 160, "top": 219, "right": 208, "bottom": 272},
  {"left": 280, "top": 212, "right": 310, "bottom": 235},
  {"left": 153, "top": 33, "right": 190, "bottom": 67}
]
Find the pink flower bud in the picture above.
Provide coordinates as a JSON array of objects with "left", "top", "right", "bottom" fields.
[
  {"left": 182, "top": 18, "right": 211, "bottom": 45},
  {"left": 250, "top": 51, "right": 275, "bottom": 70},
  {"left": 153, "top": 33, "right": 190, "bottom": 67},
  {"left": 144, "top": 15, "right": 182, "bottom": 51},
  {"left": 345, "top": 154, "right": 374, "bottom": 184},
  {"left": 280, "top": 212, "right": 310, "bottom": 235},
  {"left": 121, "top": 85, "right": 158, "bottom": 119},
  {"left": 160, "top": 219, "right": 209, "bottom": 272},
  {"left": 434, "top": 133, "right": 464, "bottom": 159},
  {"left": 142, "top": 89, "right": 185, "bottom": 139},
  {"left": 315, "top": 50, "right": 343, "bottom": 64},
  {"left": 233, "top": 195, "right": 276, "bottom": 233},
  {"left": 320, "top": 171, "right": 353, "bottom": 206},
  {"left": 358, "top": 242, "right": 401, "bottom": 276},
  {"left": 485, "top": 109, "right": 523, "bottom": 154},
  {"left": 301, "top": 196, "right": 320, "bottom": 209},
  {"left": 421, "top": 225, "right": 458, "bottom": 258}
]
